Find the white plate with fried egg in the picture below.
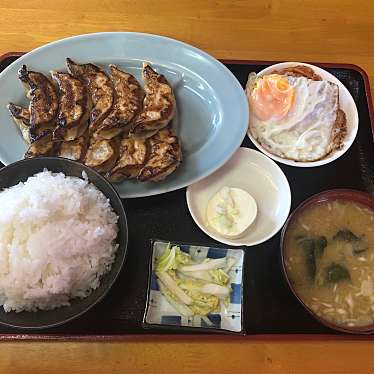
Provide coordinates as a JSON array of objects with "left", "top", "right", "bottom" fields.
[{"left": 246, "top": 62, "right": 359, "bottom": 167}]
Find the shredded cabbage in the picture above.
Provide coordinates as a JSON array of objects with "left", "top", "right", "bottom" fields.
[
  {"left": 179, "top": 258, "right": 226, "bottom": 272},
  {"left": 155, "top": 243, "right": 233, "bottom": 317},
  {"left": 155, "top": 243, "right": 175, "bottom": 272},
  {"left": 156, "top": 244, "right": 191, "bottom": 273},
  {"left": 209, "top": 269, "right": 230, "bottom": 285},
  {"left": 158, "top": 280, "right": 194, "bottom": 317},
  {"left": 156, "top": 271, "right": 193, "bottom": 305},
  {"left": 175, "top": 248, "right": 190, "bottom": 265}
]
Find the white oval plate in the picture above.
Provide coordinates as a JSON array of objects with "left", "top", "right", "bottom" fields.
[
  {"left": 186, "top": 147, "right": 291, "bottom": 246},
  {"left": 0, "top": 32, "right": 249, "bottom": 198},
  {"left": 247, "top": 62, "right": 359, "bottom": 167}
]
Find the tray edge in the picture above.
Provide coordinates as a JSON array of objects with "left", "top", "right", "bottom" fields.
[{"left": 0, "top": 333, "right": 373, "bottom": 342}]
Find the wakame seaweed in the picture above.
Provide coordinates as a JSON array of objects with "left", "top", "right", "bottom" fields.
[
  {"left": 333, "top": 229, "right": 359, "bottom": 242},
  {"left": 325, "top": 263, "right": 351, "bottom": 283},
  {"left": 333, "top": 229, "right": 368, "bottom": 255},
  {"left": 296, "top": 235, "right": 327, "bottom": 280},
  {"left": 314, "top": 236, "right": 327, "bottom": 258}
]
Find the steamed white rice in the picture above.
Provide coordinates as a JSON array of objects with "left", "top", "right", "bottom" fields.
[{"left": 0, "top": 170, "right": 119, "bottom": 312}]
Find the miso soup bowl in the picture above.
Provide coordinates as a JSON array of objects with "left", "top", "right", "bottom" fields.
[{"left": 280, "top": 189, "right": 374, "bottom": 334}]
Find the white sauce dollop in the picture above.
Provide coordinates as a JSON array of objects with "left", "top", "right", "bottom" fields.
[{"left": 206, "top": 186, "right": 257, "bottom": 238}]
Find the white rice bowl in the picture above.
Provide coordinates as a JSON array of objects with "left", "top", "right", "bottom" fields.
[{"left": 0, "top": 170, "right": 119, "bottom": 312}]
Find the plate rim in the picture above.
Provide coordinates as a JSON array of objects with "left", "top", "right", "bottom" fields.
[
  {"left": 0, "top": 32, "right": 249, "bottom": 198},
  {"left": 186, "top": 147, "right": 291, "bottom": 247},
  {"left": 246, "top": 61, "right": 359, "bottom": 168}
]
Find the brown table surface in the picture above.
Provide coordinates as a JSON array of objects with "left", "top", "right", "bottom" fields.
[{"left": 0, "top": 1, "right": 374, "bottom": 372}]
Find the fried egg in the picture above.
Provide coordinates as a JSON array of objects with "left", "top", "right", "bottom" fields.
[{"left": 247, "top": 73, "right": 340, "bottom": 162}]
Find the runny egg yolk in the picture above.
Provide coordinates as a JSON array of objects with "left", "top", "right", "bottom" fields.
[{"left": 249, "top": 74, "right": 295, "bottom": 121}]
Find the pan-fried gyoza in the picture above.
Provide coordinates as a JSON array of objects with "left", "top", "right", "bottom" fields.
[
  {"left": 18, "top": 65, "right": 58, "bottom": 132},
  {"left": 94, "top": 64, "right": 144, "bottom": 140},
  {"left": 8, "top": 60, "right": 181, "bottom": 184},
  {"left": 106, "top": 137, "right": 148, "bottom": 182},
  {"left": 8, "top": 103, "right": 34, "bottom": 143},
  {"left": 137, "top": 126, "right": 182, "bottom": 182},
  {"left": 50, "top": 71, "right": 90, "bottom": 141},
  {"left": 66, "top": 58, "right": 114, "bottom": 133},
  {"left": 130, "top": 64, "right": 175, "bottom": 139}
]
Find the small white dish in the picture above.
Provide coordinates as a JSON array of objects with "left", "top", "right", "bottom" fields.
[
  {"left": 186, "top": 147, "right": 291, "bottom": 246},
  {"left": 247, "top": 62, "right": 359, "bottom": 168}
]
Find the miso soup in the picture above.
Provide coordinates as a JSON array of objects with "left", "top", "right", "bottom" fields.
[{"left": 284, "top": 199, "right": 374, "bottom": 328}]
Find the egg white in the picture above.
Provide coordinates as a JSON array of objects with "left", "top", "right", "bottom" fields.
[{"left": 250, "top": 76, "right": 339, "bottom": 162}]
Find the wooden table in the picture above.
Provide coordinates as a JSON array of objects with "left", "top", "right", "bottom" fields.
[{"left": 0, "top": 1, "right": 373, "bottom": 372}]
